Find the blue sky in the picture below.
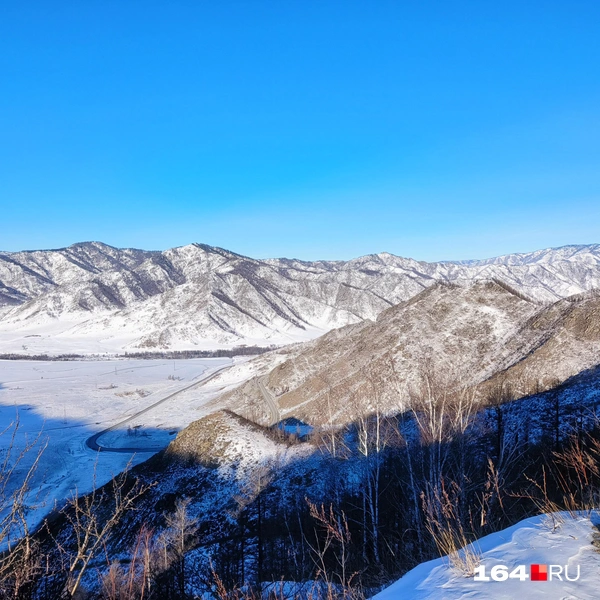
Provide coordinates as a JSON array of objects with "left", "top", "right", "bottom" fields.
[{"left": 1, "top": 1, "right": 599, "bottom": 260}]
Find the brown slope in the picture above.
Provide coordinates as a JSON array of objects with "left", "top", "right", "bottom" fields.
[
  {"left": 218, "top": 284, "right": 600, "bottom": 426},
  {"left": 220, "top": 282, "right": 542, "bottom": 425},
  {"left": 481, "top": 291, "right": 600, "bottom": 398}
]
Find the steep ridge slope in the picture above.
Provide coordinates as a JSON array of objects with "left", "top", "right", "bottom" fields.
[
  {"left": 218, "top": 283, "right": 600, "bottom": 426},
  {"left": 0, "top": 242, "right": 155, "bottom": 300}
]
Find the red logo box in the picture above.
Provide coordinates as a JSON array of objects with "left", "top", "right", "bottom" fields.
[{"left": 530, "top": 564, "right": 548, "bottom": 581}]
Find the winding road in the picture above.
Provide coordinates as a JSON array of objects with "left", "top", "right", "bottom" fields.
[
  {"left": 85, "top": 364, "right": 232, "bottom": 453},
  {"left": 257, "top": 375, "right": 281, "bottom": 424}
]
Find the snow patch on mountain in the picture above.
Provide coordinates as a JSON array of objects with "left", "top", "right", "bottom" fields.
[{"left": 1, "top": 242, "right": 600, "bottom": 354}]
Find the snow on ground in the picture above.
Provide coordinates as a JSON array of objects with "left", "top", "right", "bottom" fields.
[
  {"left": 0, "top": 314, "right": 327, "bottom": 356},
  {"left": 0, "top": 318, "right": 140, "bottom": 355},
  {"left": 373, "top": 512, "right": 600, "bottom": 600},
  {"left": 0, "top": 357, "right": 257, "bottom": 533}
]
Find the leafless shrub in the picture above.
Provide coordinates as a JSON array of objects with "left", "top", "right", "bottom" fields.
[
  {"left": 98, "top": 524, "right": 156, "bottom": 600},
  {"left": 553, "top": 435, "right": 600, "bottom": 512},
  {"left": 0, "top": 419, "right": 47, "bottom": 597},
  {"left": 514, "top": 433, "right": 600, "bottom": 534},
  {"left": 55, "top": 463, "right": 153, "bottom": 597},
  {"left": 518, "top": 467, "right": 567, "bottom": 532},
  {"left": 115, "top": 388, "right": 150, "bottom": 398},
  {"left": 421, "top": 481, "right": 481, "bottom": 576},
  {"left": 305, "top": 500, "right": 363, "bottom": 599}
]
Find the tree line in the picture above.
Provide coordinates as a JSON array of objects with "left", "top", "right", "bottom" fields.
[{"left": 0, "top": 346, "right": 278, "bottom": 362}]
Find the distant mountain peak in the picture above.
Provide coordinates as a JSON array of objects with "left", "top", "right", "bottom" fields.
[{"left": 1, "top": 242, "right": 599, "bottom": 354}]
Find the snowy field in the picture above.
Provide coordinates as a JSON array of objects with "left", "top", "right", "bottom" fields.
[
  {"left": 0, "top": 315, "right": 325, "bottom": 356},
  {"left": 0, "top": 357, "right": 254, "bottom": 532},
  {"left": 373, "top": 512, "right": 600, "bottom": 600}
]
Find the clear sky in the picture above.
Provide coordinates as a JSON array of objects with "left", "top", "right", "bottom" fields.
[{"left": 1, "top": 1, "right": 599, "bottom": 261}]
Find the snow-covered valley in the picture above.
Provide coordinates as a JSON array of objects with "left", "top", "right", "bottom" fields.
[
  {"left": 0, "top": 357, "right": 263, "bottom": 534},
  {"left": 2, "top": 242, "right": 600, "bottom": 598}
]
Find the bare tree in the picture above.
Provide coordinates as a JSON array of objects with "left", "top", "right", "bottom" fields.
[
  {"left": 409, "top": 360, "right": 480, "bottom": 521},
  {"left": 352, "top": 367, "right": 403, "bottom": 568},
  {"left": 161, "top": 497, "right": 199, "bottom": 597},
  {"left": 312, "top": 373, "right": 348, "bottom": 459},
  {"left": 0, "top": 419, "right": 46, "bottom": 599},
  {"left": 229, "top": 459, "right": 277, "bottom": 593},
  {"left": 57, "top": 464, "right": 153, "bottom": 598}
]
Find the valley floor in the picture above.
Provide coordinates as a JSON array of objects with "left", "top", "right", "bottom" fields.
[{"left": 0, "top": 357, "right": 253, "bottom": 533}]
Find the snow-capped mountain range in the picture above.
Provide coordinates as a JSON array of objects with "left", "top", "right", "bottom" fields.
[{"left": 1, "top": 241, "right": 599, "bottom": 354}]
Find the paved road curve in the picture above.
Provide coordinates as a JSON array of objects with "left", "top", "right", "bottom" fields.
[
  {"left": 85, "top": 364, "right": 232, "bottom": 453},
  {"left": 257, "top": 375, "right": 281, "bottom": 425}
]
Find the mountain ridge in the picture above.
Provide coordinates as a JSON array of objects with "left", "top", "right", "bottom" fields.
[
  {"left": 1, "top": 242, "right": 599, "bottom": 354},
  {"left": 214, "top": 281, "right": 600, "bottom": 427}
]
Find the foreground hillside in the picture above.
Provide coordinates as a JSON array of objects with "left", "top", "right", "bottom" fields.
[
  {"left": 1, "top": 242, "right": 600, "bottom": 353},
  {"left": 11, "top": 361, "right": 597, "bottom": 598}
]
